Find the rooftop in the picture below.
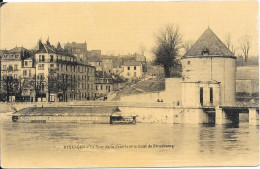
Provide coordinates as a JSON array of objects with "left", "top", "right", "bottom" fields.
[
  {"left": 14, "top": 106, "right": 120, "bottom": 116},
  {"left": 183, "top": 28, "right": 234, "bottom": 58},
  {"left": 123, "top": 60, "right": 141, "bottom": 66},
  {"left": 65, "top": 42, "right": 87, "bottom": 49},
  {"left": 37, "top": 40, "right": 76, "bottom": 58}
]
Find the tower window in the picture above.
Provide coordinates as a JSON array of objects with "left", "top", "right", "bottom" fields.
[
  {"left": 202, "top": 50, "right": 209, "bottom": 56},
  {"left": 200, "top": 87, "right": 203, "bottom": 106},
  {"left": 210, "top": 87, "right": 213, "bottom": 104},
  {"left": 187, "top": 61, "right": 191, "bottom": 65}
]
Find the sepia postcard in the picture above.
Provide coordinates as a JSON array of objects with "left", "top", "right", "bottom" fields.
[{"left": 0, "top": 1, "right": 259, "bottom": 168}]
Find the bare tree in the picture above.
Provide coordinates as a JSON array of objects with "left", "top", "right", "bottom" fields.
[
  {"left": 239, "top": 35, "right": 252, "bottom": 62},
  {"left": 152, "top": 24, "right": 182, "bottom": 78},
  {"left": 224, "top": 33, "right": 231, "bottom": 50},
  {"left": 182, "top": 40, "right": 194, "bottom": 53},
  {"left": 224, "top": 33, "right": 236, "bottom": 55}
]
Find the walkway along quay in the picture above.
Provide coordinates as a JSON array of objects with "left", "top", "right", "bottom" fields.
[{"left": 2, "top": 101, "right": 259, "bottom": 125}]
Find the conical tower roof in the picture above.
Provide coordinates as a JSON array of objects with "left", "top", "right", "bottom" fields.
[{"left": 183, "top": 28, "right": 234, "bottom": 58}]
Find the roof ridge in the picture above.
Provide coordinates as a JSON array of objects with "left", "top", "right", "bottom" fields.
[{"left": 183, "top": 28, "right": 234, "bottom": 58}]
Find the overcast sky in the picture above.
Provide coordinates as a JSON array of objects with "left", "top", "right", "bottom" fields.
[{"left": 0, "top": 1, "right": 258, "bottom": 59}]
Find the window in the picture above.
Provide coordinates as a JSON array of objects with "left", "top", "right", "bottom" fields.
[
  {"left": 210, "top": 87, "right": 213, "bottom": 104},
  {"left": 8, "top": 65, "right": 13, "bottom": 71},
  {"left": 128, "top": 66, "right": 130, "bottom": 70},
  {"left": 3, "top": 65, "right": 6, "bottom": 70},
  {"left": 39, "top": 55, "right": 45, "bottom": 62},
  {"left": 38, "top": 64, "right": 44, "bottom": 70},
  {"left": 101, "top": 85, "right": 103, "bottom": 90},
  {"left": 134, "top": 72, "right": 136, "bottom": 77},
  {"left": 202, "top": 50, "right": 209, "bottom": 56},
  {"left": 134, "top": 66, "right": 136, "bottom": 70},
  {"left": 127, "top": 72, "right": 130, "bottom": 76},
  {"left": 25, "top": 61, "right": 28, "bottom": 66},
  {"left": 29, "top": 70, "right": 31, "bottom": 77},
  {"left": 14, "top": 65, "right": 18, "bottom": 70},
  {"left": 96, "top": 85, "right": 98, "bottom": 90},
  {"left": 23, "top": 70, "right": 27, "bottom": 76},
  {"left": 200, "top": 87, "right": 203, "bottom": 106},
  {"left": 14, "top": 74, "right": 17, "bottom": 79},
  {"left": 41, "top": 83, "right": 44, "bottom": 91},
  {"left": 38, "top": 73, "right": 44, "bottom": 80},
  {"left": 187, "top": 61, "right": 191, "bottom": 65},
  {"left": 50, "top": 55, "right": 54, "bottom": 62}
]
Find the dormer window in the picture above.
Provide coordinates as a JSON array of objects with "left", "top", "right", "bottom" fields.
[{"left": 202, "top": 49, "right": 209, "bottom": 56}]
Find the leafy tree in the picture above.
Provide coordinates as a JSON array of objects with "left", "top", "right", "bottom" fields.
[
  {"left": 152, "top": 25, "right": 183, "bottom": 78},
  {"left": 0, "top": 75, "right": 22, "bottom": 102}
]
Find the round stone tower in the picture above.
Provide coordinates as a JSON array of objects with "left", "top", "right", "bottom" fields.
[{"left": 181, "top": 28, "right": 236, "bottom": 106}]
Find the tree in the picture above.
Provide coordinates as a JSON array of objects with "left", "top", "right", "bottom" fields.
[
  {"left": 224, "top": 33, "right": 236, "bottom": 55},
  {"left": 239, "top": 35, "right": 252, "bottom": 62},
  {"left": 182, "top": 40, "right": 194, "bottom": 53},
  {"left": 0, "top": 75, "right": 22, "bottom": 102},
  {"left": 152, "top": 25, "right": 182, "bottom": 78}
]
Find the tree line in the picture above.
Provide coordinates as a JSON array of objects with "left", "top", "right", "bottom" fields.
[{"left": 0, "top": 73, "right": 77, "bottom": 102}]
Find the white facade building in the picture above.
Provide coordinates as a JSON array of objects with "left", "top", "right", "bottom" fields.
[{"left": 122, "top": 61, "right": 143, "bottom": 79}]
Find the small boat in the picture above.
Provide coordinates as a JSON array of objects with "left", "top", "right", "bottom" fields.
[{"left": 110, "top": 115, "right": 136, "bottom": 124}]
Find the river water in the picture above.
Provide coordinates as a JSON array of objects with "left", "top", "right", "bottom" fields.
[{"left": 1, "top": 114, "right": 259, "bottom": 168}]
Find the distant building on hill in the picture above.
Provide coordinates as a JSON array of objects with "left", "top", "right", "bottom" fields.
[
  {"left": 87, "top": 50, "right": 101, "bottom": 58},
  {"left": 64, "top": 41, "right": 88, "bottom": 63},
  {"left": 121, "top": 60, "right": 143, "bottom": 79},
  {"left": 88, "top": 56, "right": 103, "bottom": 71}
]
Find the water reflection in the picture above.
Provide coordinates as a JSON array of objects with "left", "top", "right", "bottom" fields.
[{"left": 1, "top": 120, "right": 259, "bottom": 167}]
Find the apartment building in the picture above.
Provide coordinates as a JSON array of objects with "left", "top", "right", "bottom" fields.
[
  {"left": 0, "top": 47, "right": 31, "bottom": 101},
  {"left": 34, "top": 39, "right": 95, "bottom": 102}
]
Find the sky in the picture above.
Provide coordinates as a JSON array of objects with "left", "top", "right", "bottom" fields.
[{"left": 0, "top": 1, "right": 258, "bottom": 60}]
